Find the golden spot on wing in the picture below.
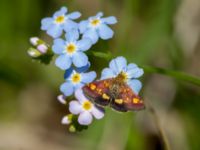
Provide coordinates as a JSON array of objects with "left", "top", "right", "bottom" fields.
[
  {"left": 102, "top": 93, "right": 110, "bottom": 100},
  {"left": 103, "top": 81, "right": 109, "bottom": 87},
  {"left": 90, "top": 84, "right": 96, "bottom": 90},
  {"left": 133, "top": 98, "right": 139, "bottom": 104},
  {"left": 97, "top": 88, "right": 102, "bottom": 94},
  {"left": 115, "top": 99, "right": 123, "bottom": 104}
]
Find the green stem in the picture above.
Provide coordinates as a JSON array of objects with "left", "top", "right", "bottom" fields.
[
  {"left": 91, "top": 51, "right": 200, "bottom": 86},
  {"left": 142, "top": 66, "right": 200, "bottom": 86},
  {"left": 145, "top": 100, "right": 171, "bottom": 150}
]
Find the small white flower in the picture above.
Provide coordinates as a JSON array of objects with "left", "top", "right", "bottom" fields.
[
  {"left": 69, "top": 88, "right": 104, "bottom": 125},
  {"left": 30, "top": 37, "right": 39, "bottom": 46}
]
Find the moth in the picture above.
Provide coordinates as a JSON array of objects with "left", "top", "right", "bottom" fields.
[{"left": 82, "top": 73, "right": 145, "bottom": 112}]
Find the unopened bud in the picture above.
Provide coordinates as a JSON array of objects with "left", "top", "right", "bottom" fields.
[
  {"left": 27, "top": 47, "right": 41, "bottom": 58},
  {"left": 37, "top": 44, "right": 48, "bottom": 54},
  {"left": 57, "top": 94, "right": 67, "bottom": 105},
  {"left": 69, "top": 125, "right": 76, "bottom": 132},
  {"left": 61, "top": 116, "right": 70, "bottom": 125},
  {"left": 30, "top": 37, "right": 39, "bottom": 46}
]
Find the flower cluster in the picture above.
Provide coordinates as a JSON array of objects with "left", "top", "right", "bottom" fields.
[
  {"left": 38, "top": 6, "right": 117, "bottom": 131},
  {"left": 28, "top": 6, "right": 144, "bottom": 132},
  {"left": 41, "top": 7, "right": 81, "bottom": 38}
]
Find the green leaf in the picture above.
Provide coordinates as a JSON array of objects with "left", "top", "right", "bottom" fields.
[{"left": 88, "top": 51, "right": 112, "bottom": 61}]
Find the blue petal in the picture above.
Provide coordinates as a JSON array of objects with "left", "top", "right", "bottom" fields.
[
  {"left": 128, "top": 79, "right": 142, "bottom": 94},
  {"left": 75, "top": 62, "right": 90, "bottom": 73},
  {"left": 89, "top": 12, "right": 103, "bottom": 20},
  {"left": 96, "top": 12, "right": 104, "bottom": 17},
  {"left": 41, "top": 18, "right": 53, "bottom": 30},
  {"left": 47, "top": 24, "right": 63, "bottom": 38},
  {"left": 101, "top": 68, "right": 116, "bottom": 79},
  {"left": 64, "top": 63, "right": 90, "bottom": 79},
  {"left": 109, "top": 56, "right": 127, "bottom": 74},
  {"left": 53, "top": 7, "right": 67, "bottom": 18},
  {"left": 72, "top": 52, "right": 88, "bottom": 67},
  {"left": 65, "top": 29, "right": 79, "bottom": 41},
  {"left": 64, "top": 20, "right": 78, "bottom": 32},
  {"left": 52, "top": 39, "right": 65, "bottom": 54},
  {"left": 79, "top": 20, "right": 89, "bottom": 33},
  {"left": 127, "top": 63, "right": 144, "bottom": 79},
  {"left": 67, "top": 11, "right": 81, "bottom": 19},
  {"left": 98, "top": 24, "right": 114, "bottom": 40},
  {"left": 74, "top": 83, "right": 84, "bottom": 89},
  {"left": 83, "top": 29, "right": 99, "bottom": 44},
  {"left": 60, "top": 82, "right": 74, "bottom": 96},
  {"left": 81, "top": 71, "right": 96, "bottom": 83},
  {"left": 102, "top": 16, "right": 117, "bottom": 24},
  {"left": 64, "top": 67, "right": 73, "bottom": 79},
  {"left": 127, "top": 63, "right": 137, "bottom": 69},
  {"left": 77, "top": 38, "right": 92, "bottom": 51},
  {"left": 55, "top": 54, "right": 72, "bottom": 70}
]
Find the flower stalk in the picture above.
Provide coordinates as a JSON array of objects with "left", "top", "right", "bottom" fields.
[{"left": 145, "top": 100, "right": 171, "bottom": 150}]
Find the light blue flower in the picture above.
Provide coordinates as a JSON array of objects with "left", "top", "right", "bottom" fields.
[
  {"left": 52, "top": 29, "right": 92, "bottom": 70},
  {"left": 64, "top": 63, "right": 90, "bottom": 79},
  {"left": 60, "top": 69, "right": 96, "bottom": 96},
  {"left": 79, "top": 12, "right": 117, "bottom": 44},
  {"left": 41, "top": 7, "right": 81, "bottom": 38},
  {"left": 101, "top": 56, "right": 144, "bottom": 94}
]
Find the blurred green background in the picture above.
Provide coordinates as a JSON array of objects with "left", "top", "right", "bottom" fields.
[{"left": 0, "top": 0, "right": 200, "bottom": 149}]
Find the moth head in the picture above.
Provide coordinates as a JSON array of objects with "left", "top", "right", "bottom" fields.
[{"left": 115, "top": 72, "right": 128, "bottom": 82}]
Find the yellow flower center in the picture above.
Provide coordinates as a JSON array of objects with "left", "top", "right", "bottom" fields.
[
  {"left": 71, "top": 73, "right": 81, "bottom": 83},
  {"left": 90, "top": 19, "right": 100, "bottom": 26},
  {"left": 82, "top": 100, "right": 92, "bottom": 110},
  {"left": 120, "top": 72, "right": 128, "bottom": 81},
  {"left": 66, "top": 43, "right": 76, "bottom": 54},
  {"left": 55, "top": 15, "right": 65, "bottom": 23}
]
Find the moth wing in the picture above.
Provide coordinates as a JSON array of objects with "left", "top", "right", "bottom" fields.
[
  {"left": 82, "top": 79, "right": 112, "bottom": 106},
  {"left": 110, "top": 83, "right": 145, "bottom": 112}
]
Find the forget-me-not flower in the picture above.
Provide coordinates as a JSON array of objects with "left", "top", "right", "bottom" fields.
[
  {"left": 69, "top": 89, "right": 104, "bottom": 125},
  {"left": 63, "top": 62, "right": 91, "bottom": 79},
  {"left": 101, "top": 56, "right": 144, "bottom": 94},
  {"left": 79, "top": 12, "right": 117, "bottom": 44},
  {"left": 52, "top": 29, "right": 92, "bottom": 70},
  {"left": 41, "top": 7, "right": 81, "bottom": 38},
  {"left": 60, "top": 68, "right": 96, "bottom": 96}
]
